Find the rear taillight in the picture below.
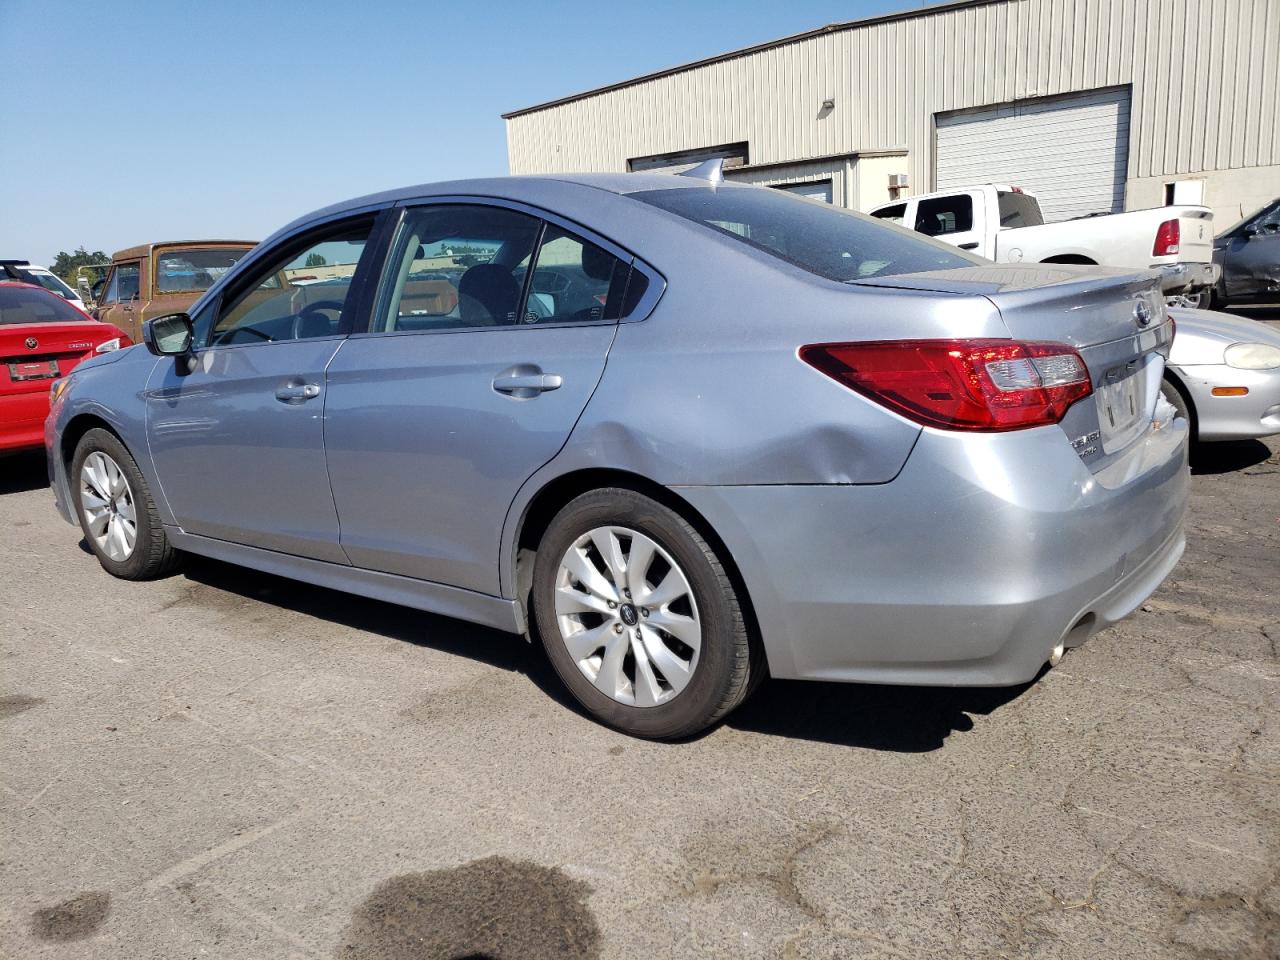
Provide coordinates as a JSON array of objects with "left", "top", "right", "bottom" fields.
[
  {"left": 1153, "top": 219, "right": 1180, "bottom": 256},
  {"left": 799, "top": 339, "right": 1093, "bottom": 431}
]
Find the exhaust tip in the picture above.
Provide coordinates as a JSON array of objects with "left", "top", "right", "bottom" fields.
[{"left": 1048, "top": 642, "right": 1065, "bottom": 667}]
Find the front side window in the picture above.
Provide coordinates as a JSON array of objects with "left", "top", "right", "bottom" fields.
[
  {"left": 99, "top": 267, "right": 120, "bottom": 305},
  {"left": 870, "top": 203, "right": 907, "bottom": 225},
  {"left": 155, "top": 247, "right": 252, "bottom": 293},
  {"left": 914, "top": 196, "right": 973, "bottom": 236},
  {"left": 116, "top": 263, "right": 140, "bottom": 301},
  {"left": 633, "top": 186, "right": 979, "bottom": 281},
  {"left": 207, "top": 219, "right": 373, "bottom": 346}
]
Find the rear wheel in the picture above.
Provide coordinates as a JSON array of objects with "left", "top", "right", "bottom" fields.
[
  {"left": 533, "top": 488, "right": 755, "bottom": 739},
  {"left": 71, "top": 428, "right": 180, "bottom": 580}
]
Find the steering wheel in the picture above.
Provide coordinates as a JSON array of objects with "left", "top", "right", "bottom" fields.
[{"left": 291, "top": 300, "right": 344, "bottom": 340}]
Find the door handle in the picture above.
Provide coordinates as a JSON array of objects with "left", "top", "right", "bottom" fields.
[
  {"left": 958, "top": 242, "right": 979, "bottom": 250},
  {"left": 275, "top": 382, "right": 321, "bottom": 403},
  {"left": 492, "top": 367, "right": 563, "bottom": 399}
]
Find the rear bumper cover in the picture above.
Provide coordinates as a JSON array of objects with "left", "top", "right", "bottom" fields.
[
  {"left": 1159, "top": 260, "right": 1220, "bottom": 293},
  {"left": 676, "top": 415, "right": 1189, "bottom": 686}
]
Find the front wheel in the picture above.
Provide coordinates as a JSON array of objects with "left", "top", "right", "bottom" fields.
[
  {"left": 532, "top": 488, "right": 756, "bottom": 739},
  {"left": 71, "top": 428, "right": 180, "bottom": 580}
]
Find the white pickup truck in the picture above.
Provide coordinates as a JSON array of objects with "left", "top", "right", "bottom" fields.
[{"left": 869, "top": 184, "right": 1219, "bottom": 300}]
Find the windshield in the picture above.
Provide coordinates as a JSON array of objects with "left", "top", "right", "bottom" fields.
[
  {"left": 0, "top": 284, "right": 87, "bottom": 323},
  {"left": 25, "top": 270, "right": 79, "bottom": 300},
  {"left": 630, "top": 186, "right": 981, "bottom": 281},
  {"left": 155, "top": 247, "right": 253, "bottom": 293}
]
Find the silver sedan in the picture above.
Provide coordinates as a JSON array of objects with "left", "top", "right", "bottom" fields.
[{"left": 1164, "top": 307, "right": 1280, "bottom": 442}]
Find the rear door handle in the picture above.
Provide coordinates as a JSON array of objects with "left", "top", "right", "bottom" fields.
[
  {"left": 275, "top": 382, "right": 321, "bottom": 403},
  {"left": 958, "top": 242, "right": 979, "bottom": 250},
  {"left": 493, "top": 367, "right": 562, "bottom": 398}
]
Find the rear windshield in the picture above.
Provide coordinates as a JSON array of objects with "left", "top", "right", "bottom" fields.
[
  {"left": 155, "top": 247, "right": 253, "bottom": 293},
  {"left": 0, "top": 284, "right": 87, "bottom": 324},
  {"left": 630, "top": 186, "right": 980, "bottom": 281}
]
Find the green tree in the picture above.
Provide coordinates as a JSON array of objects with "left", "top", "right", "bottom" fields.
[
  {"left": 304, "top": 253, "right": 327, "bottom": 267},
  {"left": 49, "top": 246, "right": 110, "bottom": 283}
]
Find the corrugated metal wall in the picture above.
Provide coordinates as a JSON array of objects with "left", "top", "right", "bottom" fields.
[{"left": 505, "top": 0, "right": 1279, "bottom": 193}]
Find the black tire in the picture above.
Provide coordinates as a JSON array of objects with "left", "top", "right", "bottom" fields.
[
  {"left": 71, "top": 428, "right": 180, "bottom": 580},
  {"left": 1161, "top": 378, "right": 1196, "bottom": 442},
  {"left": 532, "top": 488, "right": 755, "bottom": 739}
]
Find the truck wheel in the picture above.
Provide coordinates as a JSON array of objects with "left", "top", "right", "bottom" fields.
[
  {"left": 532, "top": 488, "right": 756, "bottom": 739},
  {"left": 71, "top": 428, "right": 180, "bottom": 580}
]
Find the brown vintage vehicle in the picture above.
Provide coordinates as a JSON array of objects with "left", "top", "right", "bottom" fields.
[{"left": 91, "top": 241, "right": 256, "bottom": 343}]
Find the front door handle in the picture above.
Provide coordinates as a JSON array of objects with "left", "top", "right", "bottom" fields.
[
  {"left": 275, "top": 382, "right": 321, "bottom": 404},
  {"left": 492, "top": 366, "right": 563, "bottom": 399},
  {"left": 958, "top": 241, "right": 979, "bottom": 250}
]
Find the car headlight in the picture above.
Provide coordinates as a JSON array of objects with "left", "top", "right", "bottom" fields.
[
  {"left": 1224, "top": 342, "right": 1280, "bottom": 370},
  {"left": 94, "top": 337, "right": 122, "bottom": 354}
]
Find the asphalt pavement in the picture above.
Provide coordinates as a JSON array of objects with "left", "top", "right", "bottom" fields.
[{"left": 1, "top": 367, "right": 1277, "bottom": 958}]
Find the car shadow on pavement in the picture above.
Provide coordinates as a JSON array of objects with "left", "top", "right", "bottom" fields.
[
  {"left": 181, "top": 555, "right": 1037, "bottom": 752},
  {"left": 0, "top": 450, "right": 48, "bottom": 495},
  {"left": 1190, "top": 438, "right": 1273, "bottom": 475},
  {"left": 726, "top": 676, "right": 1037, "bottom": 752},
  {"left": 179, "top": 555, "right": 586, "bottom": 716}
]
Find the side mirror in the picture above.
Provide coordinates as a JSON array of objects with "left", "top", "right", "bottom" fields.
[
  {"left": 143, "top": 313, "right": 194, "bottom": 358},
  {"left": 1243, "top": 224, "right": 1260, "bottom": 237}
]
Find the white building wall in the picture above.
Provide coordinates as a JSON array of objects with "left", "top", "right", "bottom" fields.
[{"left": 504, "top": 0, "right": 1280, "bottom": 216}]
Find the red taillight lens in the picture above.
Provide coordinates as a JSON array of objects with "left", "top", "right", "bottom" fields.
[
  {"left": 1153, "top": 218, "right": 1180, "bottom": 256},
  {"left": 799, "top": 339, "right": 1093, "bottom": 431}
]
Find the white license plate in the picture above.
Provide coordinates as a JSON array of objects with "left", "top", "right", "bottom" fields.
[{"left": 1095, "top": 353, "right": 1159, "bottom": 454}]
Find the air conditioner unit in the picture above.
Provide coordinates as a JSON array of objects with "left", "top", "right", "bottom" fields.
[{"left": 888, "top": 174, "right": 910, "bottom": 188}]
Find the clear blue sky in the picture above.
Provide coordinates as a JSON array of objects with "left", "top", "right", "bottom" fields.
[{"left": 0, "top": 0, "right": 918, "bottom": 263}]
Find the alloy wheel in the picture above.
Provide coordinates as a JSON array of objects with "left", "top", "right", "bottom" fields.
[
  {"left": 80, "top": 451, "right": 137, "bottom": 562},
  {"left": 554, "top": 525, "right": 701, "bottom": 707}
]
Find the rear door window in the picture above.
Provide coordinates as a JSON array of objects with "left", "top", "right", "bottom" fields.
[
  {"left": 997, "top": 191, "right": 1043, "bottom": 228},
  {"left": 914, "top": 196, "right": 973, "bottom": 236},
  {"left": 521, "top": 226, "right": 630, "bottom": 324}
]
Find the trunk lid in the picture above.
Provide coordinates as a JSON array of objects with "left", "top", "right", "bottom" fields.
[
  {"left": 852, "top": 263, "right": 1173, "bottom": 465},
  {"left": 0, "top": 321, "right": 126, "bottom": 397}
]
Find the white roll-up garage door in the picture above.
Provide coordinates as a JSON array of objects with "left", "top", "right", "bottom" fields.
[{"left": 935, "top": 88, "right": 1131, "bottom": 224}]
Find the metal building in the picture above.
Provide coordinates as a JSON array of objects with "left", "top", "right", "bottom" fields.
[{"left": 503, "top": 0, "right": 1280, "bottom": 225}]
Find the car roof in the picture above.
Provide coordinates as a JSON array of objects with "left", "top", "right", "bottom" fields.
[
  {"left": 111, "top": 240, "right": 258, "bottom": 261},
  {"left": 271, "top": 171, "right": 753, "bottom": 242}
]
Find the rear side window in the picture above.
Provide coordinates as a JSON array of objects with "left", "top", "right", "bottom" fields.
[
  {"left": 632, "top": 186, "right": 979, "bottom": 281},
  {"left": 997, "top": 191, "right": 1043, "bottom": 228},
  {"left": 914, "top": 196, "right": 973, "bottom": 236},
  {"left": 0, "top": 285, "right": 86, "bottom": 323}
]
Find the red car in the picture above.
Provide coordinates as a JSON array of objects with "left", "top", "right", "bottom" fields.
[{"left": 1, "top": 281, "right": 132, "bottom": 452}]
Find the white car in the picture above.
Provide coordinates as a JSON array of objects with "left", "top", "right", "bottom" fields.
[
  {"left": 869, "top": 184, "right": 1219, "bottom": 300},
  {"left": 1164, "top": 307, "right": 1280, "bottom": 442},
  {"left": 0, "top": 260, "right": 89, "bottom": 312}
]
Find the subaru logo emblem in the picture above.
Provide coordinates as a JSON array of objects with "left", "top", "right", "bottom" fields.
[
  {"left": 25, "top": 336, "right": 38, "bottom": 349},
  {"left": 1134, "top": 301, "right": 1153, "bottom": 327}
]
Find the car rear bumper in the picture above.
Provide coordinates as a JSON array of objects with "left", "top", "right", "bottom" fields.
[
  {"left": 1158, "top": 260, "right": 1220, "bottom": 294},
  {"left": 675, "top": 414, "right": 1189, "bottom": 686},
  {"left": 0, "top": 393, "right": 50, "bottom": 451},
  {"left": 1173, "top": 363, "right": 1280, "bottom": 441}
]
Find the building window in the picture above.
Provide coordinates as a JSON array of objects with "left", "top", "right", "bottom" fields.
[{"left": 627, "top": 142, "right": 747, "bottom": 173}]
